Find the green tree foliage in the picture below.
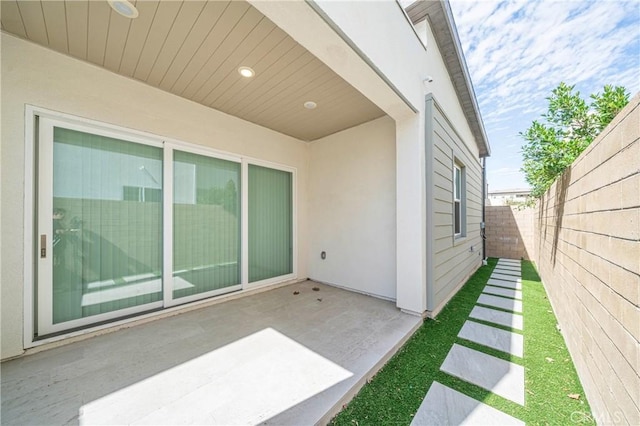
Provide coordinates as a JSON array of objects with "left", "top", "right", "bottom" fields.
[
  {"left": 521, "top": 83, "right": 629, "bottom": 197},
  {"left": 197, "top": 179, "right": 238, "bottom": 215}
]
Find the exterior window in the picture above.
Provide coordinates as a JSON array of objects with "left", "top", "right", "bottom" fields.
[{"left": 453, "top": 163, "right": 465, "bottom": 237}]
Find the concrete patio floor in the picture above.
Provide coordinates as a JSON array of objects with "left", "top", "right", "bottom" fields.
[{"left": 1, "top": 280, "right": 421, "bottom": 425}]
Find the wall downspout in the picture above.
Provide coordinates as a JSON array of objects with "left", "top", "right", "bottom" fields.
[
  {"left": 481, "top": 156, "right": 487, "bottom": 263},
  {"left": 424, "top": 94, "right": 434, "bottom": 313}
]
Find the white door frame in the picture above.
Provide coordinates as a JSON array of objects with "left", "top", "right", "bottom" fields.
[
  {"left": 24, "top": 106, "right": 298, "bottom": 347},
  {"left": 163, "top": 142, "right": 244, "bottom": 309},
  {"left": 35, "top": 116, "right": 165, "bottom": 336}
]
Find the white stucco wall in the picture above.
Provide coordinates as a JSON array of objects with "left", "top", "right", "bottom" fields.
[
  {"left": 308, "top": 116, "right": 396, "bottom": 300},
  {"left": 272, "top": 1, "right": 476, "bottom": 149},
  {"left": 0, "top": 33, "right": 310, "bottom": 359},
  {"left": 394, "top": 113, "right": 428, "bottom": 313},
  {"left": 312, "top": 2, "right": 483, "bottom": 314},
  {"left": 311, "top": 0, "right": 426, "bottom": 111},
  {"left": 415, "top": 18, "right": 476, "bottom": 149},
  {"left": 248, "top": 0, "right": 417, "bottom": 121},
  {"left": 253, "top": 1, "right": 483, "bottom": 315}
]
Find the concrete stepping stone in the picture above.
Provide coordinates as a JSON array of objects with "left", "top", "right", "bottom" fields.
[
  {"left": 477, "top": 294, "right": 523, "bottom": 313},
  {"left": 495, "top": 263, "right": 520, "bottom": 270},
  {"left": 497, "top": 259, "right": 520, "bottom": 265},
  {"left": 458, "top": 321, "right": 524, "bottom": 357},
  {"left": 491, "top": 273, "right": 522, "bottom": 282},
  {"left": 411, "top": 382, "right": 524, "bottom": 426},
  {"left": 469, "top": 306, "right": 523, "bottom": 330},
  {"left": 483, "top": 285, "right": 522, "bottom": 300},
  {"left": 495, "top": 264, "right": 521, "bottom": 270},
  {"left": 491, "top": 271, "right": 521, "bottom": 279},
  {"left": 494, "top": 271, "right": 521, "bottom": 278},
  {"left": 441, "top": 344, "right": 525, "bottom": 405},
  {"left": 493, "top": 268, "right": 521, "bottom": 276},
  {"left": 497, "top": 263, "right": 520, "bottom": 270},
  {"left": 487, "top": 278, "right": 522, "bottom": 290},
  {"left": 492, "top": 271, "right": 521, "bottom": 279},
  {"left": 496, "top": 263, "right": 522, "bottom": 269}
]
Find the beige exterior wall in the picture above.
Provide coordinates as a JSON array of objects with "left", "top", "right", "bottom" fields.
[
  {"left": 247, "top": 1, "right": 484, "bottom": 316},
  {"left": 485, "top": 206, "right": 535, "bottom": 260},
  {"left": 0, "top": 33, "right": 311, "bottom": 359},
  {"left": 427, "top": 96, "right": 483, "bottom": 315},
  {"left": 1, "top": 1, "right": 487, "bottom": 356},
  {"left": 308, "top": 117, "right": 397, "bottom": 300},
  {"left": 534, "top": 95, "right": 640, "bottom": 425}
]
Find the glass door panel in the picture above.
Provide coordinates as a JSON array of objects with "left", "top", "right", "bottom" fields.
[
  {"left": 39, "top": 122, "right": 163, "bottom": 334},
  {"left": 35, "top": 115, "right": 296, "bottom": 336},
  {"left": 248, "top": 165, "right": 293, "bottom": 282},
  {"left": 172, "top": 151, "right": 241, "bottom": 299}
]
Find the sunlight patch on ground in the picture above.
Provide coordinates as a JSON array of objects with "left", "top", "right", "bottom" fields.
[{"left": 79, "top": 328, "right": 353, "bottom": 425}]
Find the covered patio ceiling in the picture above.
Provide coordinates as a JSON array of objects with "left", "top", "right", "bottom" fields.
[{"left": 0, "top": 0, "right": 385, "bottom": 141}]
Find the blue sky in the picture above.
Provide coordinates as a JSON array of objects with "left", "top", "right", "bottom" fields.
[{"left": 448, "top": 0, "right": 640, "bottom": 191}]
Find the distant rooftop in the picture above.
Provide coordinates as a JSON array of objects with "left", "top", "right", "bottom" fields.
[{"left": 488, "top": 188, "right": 531, "bottom": 196}]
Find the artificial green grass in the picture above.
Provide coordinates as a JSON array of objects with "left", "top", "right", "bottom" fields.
[
  {"left": 330, "top": 259, "right": 593, "bottom": 425},
  {"left": 520, "top": 261, "right": 593, "bottom": 425}
]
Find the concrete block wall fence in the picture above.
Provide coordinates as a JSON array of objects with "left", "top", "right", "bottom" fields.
[
  {"left": 485, "top": 206, "right": 535, "bottom": 260},
  {"left": 534, "top": 94, "right": 640, "bottom": 425}
]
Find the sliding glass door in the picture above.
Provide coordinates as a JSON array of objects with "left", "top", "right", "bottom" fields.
[
  {"left": 248, "top": 165, "right": 293, "bottom": 283},
  {"left": 38, "top": 119, "right": 164, "bottom": 335},
  {"left": 35, "top": 113, "right": 295, "bottom": 336},
  {"left": 172, "top": 150, "right": 241, "bottom": 302}
]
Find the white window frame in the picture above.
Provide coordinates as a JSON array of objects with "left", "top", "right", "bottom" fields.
[
  {"left": 23, "top": 106, "right": 298, "bottom": 348},
  {"left": 453, "top": 162, "right": 466, "bottom": 238}
]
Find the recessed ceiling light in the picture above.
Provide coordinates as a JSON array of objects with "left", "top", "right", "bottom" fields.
[
  {"left": 304, "top": 101, "right": 317, "bottom": 110},
  {"left": 108, "top": 0, "right": 139, "bottom": 19},
  {"left": 238, "top": 66, "right": 255, "bottom": 78}
]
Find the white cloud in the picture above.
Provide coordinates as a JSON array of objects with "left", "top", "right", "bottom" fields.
[{"left": 450, "top": 0, "right": 640, "bottom": 189}]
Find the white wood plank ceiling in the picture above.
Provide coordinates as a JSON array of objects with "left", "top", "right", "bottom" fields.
[{"left": 1, "top": 0, "right": 385, "bottom": 141}]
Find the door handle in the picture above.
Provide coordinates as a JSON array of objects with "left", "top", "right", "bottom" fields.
[{"left": 40, "top": 234, "right": 46, "bottom": 258}]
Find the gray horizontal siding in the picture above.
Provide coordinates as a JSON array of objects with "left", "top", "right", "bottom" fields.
[{"left": 428, "top": 97, "right": 483, "bottom": 312}]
